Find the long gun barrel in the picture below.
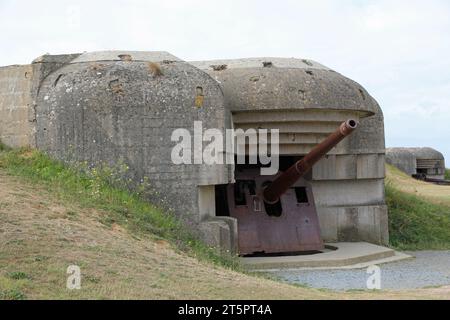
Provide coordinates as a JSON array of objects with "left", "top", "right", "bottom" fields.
[{"left": 263, "top": 119, "right": 359, "bottom": 204}]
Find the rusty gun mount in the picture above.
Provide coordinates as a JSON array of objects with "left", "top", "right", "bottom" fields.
[
  {"left": 226, "top": 119, "right": 359, "bottom": 256},
  {"left": 263, "top": 119, "right": 359, "bottom": 204}
]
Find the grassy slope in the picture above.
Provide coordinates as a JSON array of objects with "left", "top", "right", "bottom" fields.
[
  {"left": 386, "top": 164, "right": 450, "bottom": 250},
  {"left": 386, "top": 165, "right": 450, "bottom": 207},
  {"left": 1, "top": 147, "right": 450, "bottom": 299}
]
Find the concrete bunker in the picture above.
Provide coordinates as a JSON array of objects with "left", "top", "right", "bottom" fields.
[
  {"left": 0, "top": 52, "right": 388, "bottom": 256},
  {"left": 386, "top": 147, "right": 446, "bottom": 182}
]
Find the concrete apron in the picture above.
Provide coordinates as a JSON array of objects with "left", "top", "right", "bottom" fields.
[{"left": 241, "top": 242, "right": 413, "bottom": 271}]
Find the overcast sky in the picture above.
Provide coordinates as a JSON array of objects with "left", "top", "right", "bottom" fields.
[{"left": 1, "top": 0, "right": 449, "bottom": 162}]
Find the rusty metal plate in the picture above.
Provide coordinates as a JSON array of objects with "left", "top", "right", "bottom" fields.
[{"left": 228, "top": 168, "right": 324, "bottom": 255}]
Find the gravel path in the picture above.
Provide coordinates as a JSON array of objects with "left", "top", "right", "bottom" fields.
[{"left": 268, "top": 251, "right": 450, "bottom": 291}]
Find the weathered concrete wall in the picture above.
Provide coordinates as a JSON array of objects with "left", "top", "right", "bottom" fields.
[
  {"left": 0, "top": 65, "right": 35, "bottom": 147},
  {"left": 191, "top": 58, "right": 378, "bottom": 116},
  {"left": 317, "top": 204, "right": 388, "bottom": 245},
  {"left": 313, "top": 179, "right": 388, "bottom": 244},
  {"left": 0, "top": 54, "right": 82, "bottom": 148},
  {"left": 386, "top": 148, "right": 416, "bottom": 175}
]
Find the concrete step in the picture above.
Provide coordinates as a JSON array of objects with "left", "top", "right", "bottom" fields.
[{"left": 241, "top": 242, "right": 412, "bottom": 270}]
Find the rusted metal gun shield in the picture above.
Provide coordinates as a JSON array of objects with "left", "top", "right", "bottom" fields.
[{"left": 228, "top": 168, "right": 323, "bottom": 255}]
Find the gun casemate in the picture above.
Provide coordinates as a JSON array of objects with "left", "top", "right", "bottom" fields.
[{"left": 226, "top": 120, "right": 358, "bottom": 255}]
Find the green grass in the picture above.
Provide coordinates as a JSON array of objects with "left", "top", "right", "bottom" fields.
[
  {"left": 445, "top": 169, "right": 450, "bottom": 180},
  {"left": 387, "top": 182, "right": 450, "bottom": 250},
  {"left": 0, "top": 147, "right": 239, "bottom": 270}
]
